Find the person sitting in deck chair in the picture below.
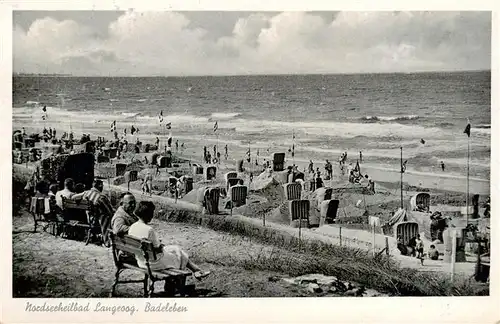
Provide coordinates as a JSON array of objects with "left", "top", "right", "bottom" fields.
[
  {"left": 397, "top": 236, "right": 408, "bottom": 256},
  {"left": 73, "top": 179, "right": 115, "bottom": 246},
  {"left": 128, "top": 201, "right": 211, "bottom": 280},
  {"left": 55, "top": 178, "right": 75, "bottom": 210}
]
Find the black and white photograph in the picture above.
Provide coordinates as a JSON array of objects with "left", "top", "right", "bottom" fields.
[{"left": 4, "top": 4, "right": 497, "bottom": 323}]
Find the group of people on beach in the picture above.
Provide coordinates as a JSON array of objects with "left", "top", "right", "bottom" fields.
[
  {"left": 203, "top": 145, "right": 228, "bottom": 164},
  {"left": 28, "top": 175, "right": 211, "bottom": 280},
  {"left": 304, "top": 156, "right": 374, "bottom": 193},
  {"left": 397, "top": 234, "right": 439, "bottom": 265}
]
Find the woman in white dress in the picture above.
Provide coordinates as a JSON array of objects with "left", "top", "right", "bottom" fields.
[{"left": 128, "top": 201, "right": 210, "bottom": 280}]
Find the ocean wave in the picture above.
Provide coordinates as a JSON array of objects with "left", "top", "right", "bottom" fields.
[
  {"left": 360, "top": 115, "right": 420, "bottom": 122},
  {"left": 210, "top": 112, "right": 241, "bottom": 120},
  {"left": 436, "top": 122, "right": 455, "bottom": 127},
  {"left": 472, "top": 128, "right": 491, "bottom": 135},
  {"left": 136, "top": 99, "right": 147, "bottom": 102},
  {"left": 122, "top": 112, "right": 142, "bottom": 118},
  {"left": 25, "top": 101, "right": 40, "bottom": 105},
  {"left": 109, "top": 99, "right": 119, "bottom": 102}
]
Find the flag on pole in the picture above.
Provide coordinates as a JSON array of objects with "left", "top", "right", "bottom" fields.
[
  {"left": 213, "top": 121, "right": 218, "bottom": 132},
  {"left": 110, "top": 121, "right": 116, "bottom": 132},
  {"left": 131, "top": 125, "right": 136, "bottom": 135},
  {"left": 401, "top": 160, "right": 408, "bottom": 173},
  {"left": 41, "top": 105, "right": 48, "bottom": 120},
  {"left": 158, "top": 111, "right": 164, "bottom": 124},
  {"left": 246, "top": 148, "right": 251, "bottom": 162},
  {"left": 354, "top": 161, "right": 361, "bottom": 172},
  {"left": 165, "top": 122, "right": 172, "bottom": 130},
  {"left": 291, "top": 144, "right": 295, "bottom": 157},
  {"left": 464, "top": 119, "right": 471, "bottom": 137}
]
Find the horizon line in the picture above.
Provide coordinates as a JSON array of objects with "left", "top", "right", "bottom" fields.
[{"left": 13, "top": 68, "right": 491, "bottom": 78}]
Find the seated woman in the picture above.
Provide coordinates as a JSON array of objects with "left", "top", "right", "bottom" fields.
[{"left": 128, "top": 201, "right": 210, "bottom": 280}]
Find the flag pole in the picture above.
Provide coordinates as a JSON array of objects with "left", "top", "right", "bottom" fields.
[
  {"left": 466, "top": 135, "right": 470, "bottom": 225},
  {"left": 400, "top": 147, "right": 403, "bottom": 210}
]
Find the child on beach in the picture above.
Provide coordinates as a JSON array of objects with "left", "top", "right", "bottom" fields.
[
  {"left": 415, "top": 235, "right": 424, "bottom": 265},
  {"left": 427, "top": 244, "right": 439, "bottom": 260}
]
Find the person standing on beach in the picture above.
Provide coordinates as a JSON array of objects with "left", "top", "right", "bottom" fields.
[
  {"left": 325, "top": 160, "right": 333, "bottom": 179},
  {"left": 359, "top": 151, "right": 363, "bottom": 163},
  {"left": 440, "top": 161, "right": 445, "bottom": 171},
  {"left": 175, "top": 140, "right": 179, "bottom": 152},
  {"left": 203, "top": 146, "right": 207, "bottom": 163},
  {"left": 142, "top": 171, "right": 153, "bottom": 196},
  {"left": 308, "top": 160, "right": 314, "bottom": 174},
  {"left": 315, "top": 170, "right": 323, "bottom": 189},
  {"left": 155, "top": 137, "right": 160, "bottom": 148},
  {"left": 224, "top": 145, "right": 228, "bottom": 160}
]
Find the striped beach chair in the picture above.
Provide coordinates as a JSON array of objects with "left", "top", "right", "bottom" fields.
[
  {"left": 315, "top": 187, "right": 333, "bottom": 210},
  {"left": 115, "top": 163, "right": 127, "bottom": 177},
  {"left": 231, "top": 185, "right": 248, "bottom": 208},
  {"left": 320, "top": 199, "right": 339, "bottom": 226},
  {"left": 183, "top": 176, "right": 193, "bottom": 194},
  {"left": 124, "top": 170, "right": 138, "bottom": 191},
  {"left": 30, "top": 196, "right": 57, "bottom": 234},
  {"left": 227, "top": 177, "right": 241, "bottom": 190},
  {"left": 284, "top": 183, "right": 302, "bottom": 200},
  {"left": 157, "top": 156, "right": 167, "bottom": 168},
  {"left": 192, "top": 163, "right": 204, "bottom": 175},
  {"left": 272, "top": 153, "right": 286, "bottom": 172},
  {"left": 205, "top": 166, "right": 217, "bottom": 181},
  {"left": 204, "top": 187, "right": 220, "bottom": 214},
  {"left": 288, "top": 200, "right": 310, "bottom": 228},
  {"left": 225, "top": 172, "right": 238, "bottom": 181},
  {"left": 225, "top": 172, "right": 238, "bottom": 190}
]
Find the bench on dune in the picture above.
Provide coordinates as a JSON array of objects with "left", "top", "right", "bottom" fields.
[{"left": 109, "top": 233, "right": 193, "bottom": 297}]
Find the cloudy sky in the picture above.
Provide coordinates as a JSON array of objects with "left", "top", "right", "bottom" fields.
[{"left": 13, "top": 11, "right": 491, "bottom": 76}]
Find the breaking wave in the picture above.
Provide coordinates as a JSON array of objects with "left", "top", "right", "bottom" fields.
[{"left": 360, "top": 115, "right": 420, "bottom": 122}]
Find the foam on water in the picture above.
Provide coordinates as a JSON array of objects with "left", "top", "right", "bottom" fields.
[
  {"left": 360, "top": 115, "right": 420, "bottom": 122},
  {"left": 210, "top": 112, "right": 242, "bottom": 120},
  {"left": 234, "top": 118, "right": 445, "bottom": 139}
]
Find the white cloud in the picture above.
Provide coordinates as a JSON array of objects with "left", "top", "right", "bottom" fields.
[{"left": 13, "top": 11, "right": 491, "bottom": 76}]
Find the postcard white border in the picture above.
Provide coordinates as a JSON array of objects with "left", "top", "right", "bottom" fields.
[{"left": 1, "top": 1, "right": 498, "bottom": 323}]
